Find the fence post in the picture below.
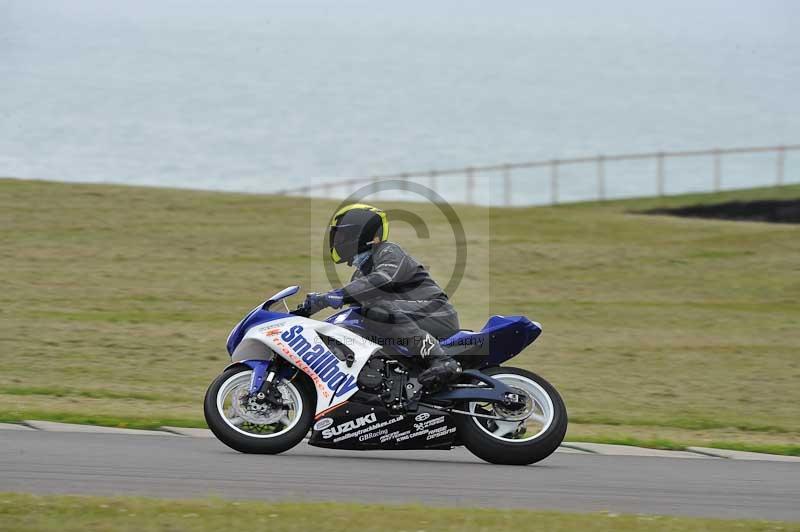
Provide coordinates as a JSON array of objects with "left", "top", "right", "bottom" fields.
[
  {"left": 503, "top": 164, "right": 511, "bottom": 206},
  {"left": 466, "top": 167, "right": 475, "bottom": 204},
  {"left": 550, "top": 160, "right": 559, "bottom": 205},
  {"left": 713, "top": 149, "right": 722, "bottom": 191},
  {"left": 596, "top": 155, "right": 605, "bottom": 201},
  {"left": 776, "top": 146, "right": 785, "bottom": 186},
  {"left": 656, "top": 152, "right": 665, "bottom": 196}
]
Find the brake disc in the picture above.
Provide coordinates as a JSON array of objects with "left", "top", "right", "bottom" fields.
[
  {"left": 493, "top": 386, "right": 534, "bottom": 421},
  {"left": 232, "top": 386, "right": 287, "bottom": 425}
]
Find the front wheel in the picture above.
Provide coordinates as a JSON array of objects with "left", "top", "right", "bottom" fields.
[
  {"left": 203, "top": 365, "right": 314, "bottom": 454},
  {"left": 454, "top": 366, "right": 567, "bottom": 465}
]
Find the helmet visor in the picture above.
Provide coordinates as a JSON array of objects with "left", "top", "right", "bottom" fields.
[{"left": 329, "top": 223, "right": 364, "bottom": 263}]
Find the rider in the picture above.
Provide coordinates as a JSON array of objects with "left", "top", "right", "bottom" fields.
[{"left": 303, "top": 203, "right": 462, "bottom": 389}]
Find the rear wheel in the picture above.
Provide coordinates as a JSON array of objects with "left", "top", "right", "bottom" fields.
[
  {"left": 454, "top": 366, "right": 567, "bottom": 465},
  {"left": 203, "top": 365, "right": 314, "bottom": 454}
]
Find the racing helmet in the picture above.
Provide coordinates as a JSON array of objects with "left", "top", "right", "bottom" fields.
[{"left": 329, "top": 203, "right": 389, "bottom": 264}]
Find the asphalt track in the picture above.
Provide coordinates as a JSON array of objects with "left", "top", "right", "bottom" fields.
[{"left": 1, "top": 430, "right": 798, "bottom": 521}]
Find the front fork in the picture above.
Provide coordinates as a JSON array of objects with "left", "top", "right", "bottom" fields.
[
  {"left": 246, "top": 360, "right": 272, "bottom": 396},
  {"left": 230, "top": 359, "right": 294, "bottom": 406}
]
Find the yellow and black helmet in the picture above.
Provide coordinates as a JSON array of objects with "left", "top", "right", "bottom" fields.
[{"left": 329, "top": 203, "right": 389, "bottom": 264}]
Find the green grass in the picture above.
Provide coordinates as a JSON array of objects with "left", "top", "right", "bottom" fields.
[
  {"left": 0, "top": 412, "right": 204, "bottom": 431},
  {"left": 565, "top": 435, "right": 800, "bottom": 456},
  {"left": 1, "top": 178, "right": 799, "bottom": 452},
  {"left": 705, "top": 441, "right": 800, "bottom": 457},
  {"left": 0, "top": 493, "right": 795, "bottom": 532}
]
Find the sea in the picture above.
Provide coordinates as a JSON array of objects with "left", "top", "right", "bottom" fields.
[{"left": 1, "top": 0, "right": 798, "bottom": 205}]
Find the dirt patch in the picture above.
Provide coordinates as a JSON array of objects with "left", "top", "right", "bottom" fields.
[{"left": 644, "top": 199, "right": 800, "bottom": 224}]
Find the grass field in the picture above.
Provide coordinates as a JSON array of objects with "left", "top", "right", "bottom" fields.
[
  {"left": 0, "top": 493, "right": 795, "bottom": 532},
  {"left": 1, "top": 178, "right": 799, "bottom": 452}
]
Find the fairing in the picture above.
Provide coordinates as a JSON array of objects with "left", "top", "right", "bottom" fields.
[
  {"left": 224, "top": 287, "right": 542, "bottom": 417},
  {"left": 226, "top": 307, "right": 292, "bottom": 356},
  {"left": 225, "top": 286, "right": 300, "bottom": 356},
  {"left": 230, "top": 314, "right": 380, "bottom": 415},
  {"left": 308, "top": 403, "right": 458, "bottom": 450},
  {"left": 441, "top": 315, "right": 542, "bottom": 367}
]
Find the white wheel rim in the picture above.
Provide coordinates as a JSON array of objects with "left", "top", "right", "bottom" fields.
[
  {"left": 216, "top": 370, "right": 303, "bottom": 439},
  {"left": 469, "top": 373, "right": 555, "bottom": 443}
]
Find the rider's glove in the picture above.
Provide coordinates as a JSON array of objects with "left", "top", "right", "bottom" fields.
[
  {"left": 324, "top": 289, "right": 345, "bottom": 309},
  {"left": 303, "top": 289, "right": 344, "bottom": 314}
]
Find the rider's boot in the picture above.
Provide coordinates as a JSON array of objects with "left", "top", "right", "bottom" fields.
[{"left": 417, "top": 334, "right": 462, "bottom": 390}]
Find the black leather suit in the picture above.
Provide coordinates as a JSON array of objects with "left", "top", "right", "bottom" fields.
[{"left": 340, "top": 241, "right": 459, "bottom": 357}]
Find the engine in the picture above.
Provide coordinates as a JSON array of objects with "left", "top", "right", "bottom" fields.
[
  {"left": 356, "top": 357, "right": 385, "bottom": 391},
  {"left": 356, "top": 358, "right": 409, "bottom": 413}
]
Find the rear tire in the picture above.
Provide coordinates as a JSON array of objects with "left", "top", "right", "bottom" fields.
[
  {"left": 204, "top": 365, "right": 315, "bottom": 454},
  {"left": 454, "top": 366, "right": 567, "bottom": 465}
]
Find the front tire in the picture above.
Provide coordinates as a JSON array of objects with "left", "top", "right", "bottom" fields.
[
  {"left": 204, "top": 365, "right": 315, "bottom": 454},
  {"left": 454, "top": 366, "right": 567, "bottom": 465}
]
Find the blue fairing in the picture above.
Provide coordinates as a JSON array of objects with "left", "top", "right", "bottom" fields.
[
  {"left": 324, "top": 307, "right": 365, "bottom": 328},
  {"left": 226, "top": 308, "right": 293, "bottom": 356},
  {"left": 442, "top": 315, "right": 541, "bottom": 367},
  {"left": 326, "top": 308, "right": 540, "bottom": 364}
]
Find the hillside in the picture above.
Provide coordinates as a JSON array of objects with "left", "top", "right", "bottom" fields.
[{"left": 1, "top": 178, "right": 798, "bottom": 451}]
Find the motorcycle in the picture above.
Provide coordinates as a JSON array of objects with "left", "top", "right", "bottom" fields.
[{"left": 204, "top": 286, "right": 567, "bottom": 465}]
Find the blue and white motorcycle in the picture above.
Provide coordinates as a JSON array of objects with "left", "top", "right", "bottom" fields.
[{"left": 204, "top": 286, "right": 567, "bottom": 465}]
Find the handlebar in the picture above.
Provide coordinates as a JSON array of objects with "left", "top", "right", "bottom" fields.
[{"left": 290, "top": 304, "right": 312, "bottom": 318}]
